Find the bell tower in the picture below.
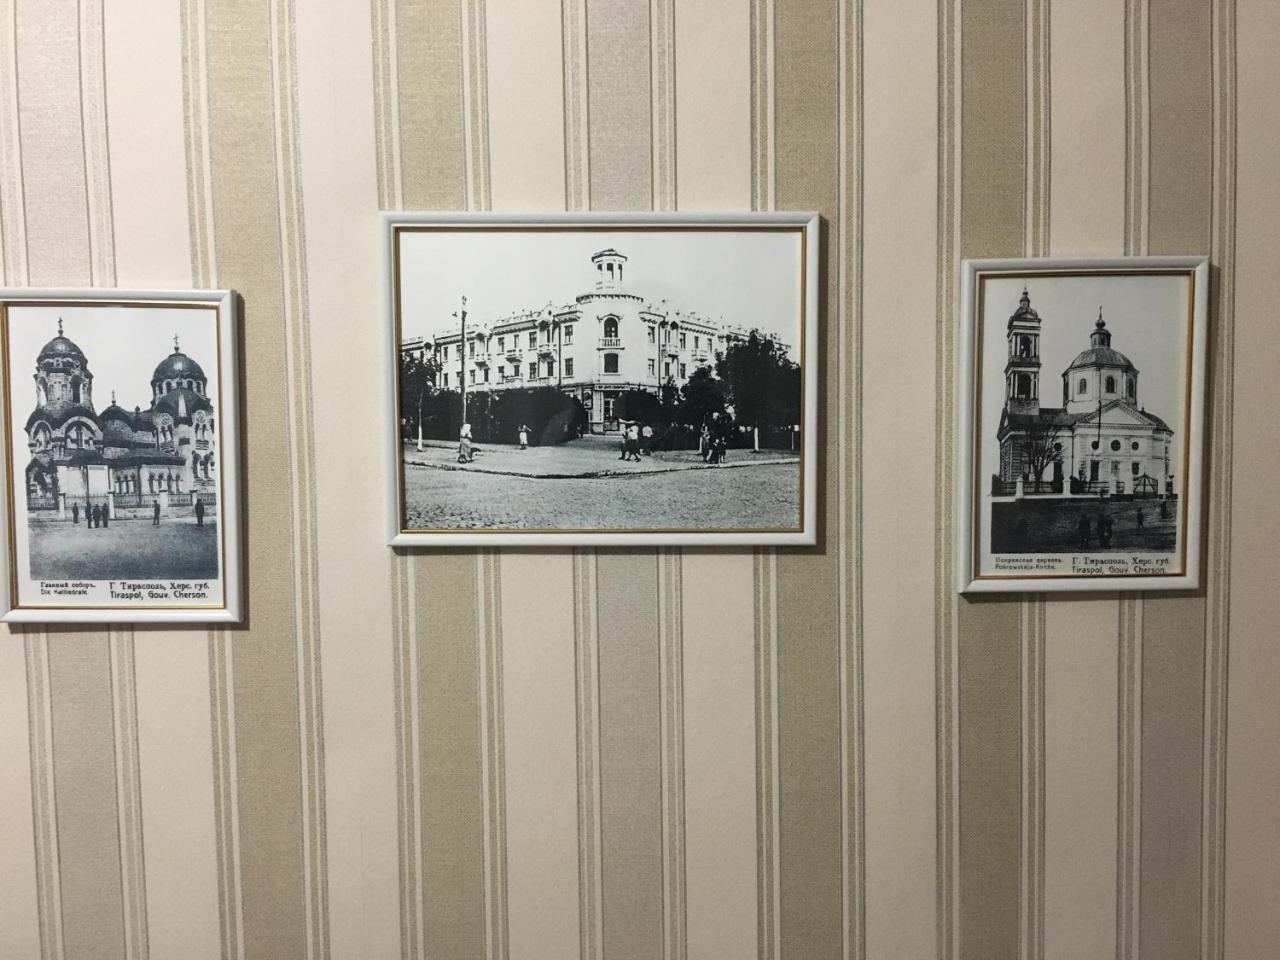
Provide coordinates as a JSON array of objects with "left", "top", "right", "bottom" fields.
[{"left": 1004, "top": 288, "right": 1041, "bottom": 415}]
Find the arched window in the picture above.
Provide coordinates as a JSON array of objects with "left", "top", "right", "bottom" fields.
[
  {"left": 603, "top": 353, "right": 619, "bottom": 374},
  {"left": 1105, "top": 375, "right": 1116, "bottom": 393},
  {"left": 603, "top": 317, "right": 619, "bottom": 340},
  {"left": 1078, "top": 377, "right": 1087, "bottom": 396}
]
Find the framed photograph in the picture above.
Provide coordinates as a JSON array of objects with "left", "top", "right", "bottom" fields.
[
  {"left": 957, "top": 257, "right": 1208, "bottom": 593},
  {"left": 0, "top": 289, "right": 242, "bottom": 622},
  {"left": 383, "top": 212, "right": 819, "bottom": 546}
]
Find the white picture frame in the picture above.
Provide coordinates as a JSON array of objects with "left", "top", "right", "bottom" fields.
[
  {"left": 956, "top": 257, "right": 1209, "bottom": 593},
  {"left": 0, "top": 288, "right": 242, "bottom": 623},
  {"left": 382, "top": 211, "right": 820, "bottom": 547}
]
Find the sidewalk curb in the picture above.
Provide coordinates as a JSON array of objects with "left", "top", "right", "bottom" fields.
[{"left": 403, "top": 457, "right": 800, "bottom": 481}]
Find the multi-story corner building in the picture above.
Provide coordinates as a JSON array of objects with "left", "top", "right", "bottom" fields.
[{"left": 401, "top": 248, "right": 789, "bottom": 434}]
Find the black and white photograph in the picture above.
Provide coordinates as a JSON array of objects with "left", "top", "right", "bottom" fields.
[
  {"left": 1, "top": 291, "right": 242, "bottom": 622},
  {"left": 384, "top": 213, "right": 819, "bottom": 545},
  {"left": 957, "top": 258, "right": 1208, "bottom": 592}
]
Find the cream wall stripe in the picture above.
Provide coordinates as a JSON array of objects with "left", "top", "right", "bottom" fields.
[
  {"left": 1140, "top": 5, "right": 1214, "bottom": 959},
  {"left": 478, "top": 552, "right": 510, "bottom": 960},
  {"left": 572, "top": 550, "right": 604, "bottom": 960},
  {"left": 486, "top": 0, "right": 565, "bottom": 211},
  {"left": 25, "top": 636, "right": 65, "bottom": 960},
  {"left": 461, "top": 0, "right": 492, "bottom": 212},
  {"left": 1123, "top": 0, "right": 1149, "bottom": 256},
  {"left": 748, "top": 0, "right": 774, "bottom": 211},
  {"left": 295, "top": 1, "right": 400, "bottom": 956},
  {"left": 1043, "top": 7, "right": 1125, "bottom": 956},
  {"left": 681, "top": 551, "right": 756, "bottom": 960},
  {"left": 47, "top": 638, "right": 127, "bottom": 960},
  {"left": 14, "top": 0, "right": 88, "bottom": 285},
  {"left": 499, "top": 552, "right": 581, "bottom": 960},
  {"left": 584, "top": 0, "right": 651, "bottom": 211},
  {"left": 596, "top": 552, "right": 664, "bottom": 960},
  {"left": 752, "top": 550, "right": 780, "bottom": 960},
  {"left": 416, "top": 554, "right": 486, "bottom": 957},
  {"left": 775, "top": 1, "right": 843, "bottom": 955},
  {"left": 371, "top": 0, "right": 402, "bottom": 210},
  {"left": 561, "top": 0, "right": 590, "bottom": 211},
  {"left": 0, "top": 628, "right": 41, "bottom": 959},
  {"left": 861, "top": 0, "right": 937, "bottom": 958},
  {"left": 1043, "top": 602, "right": 1119, "bottom": 960},
  {"left": 1050, "top": 0, "right": 1125, "bottom": 255},
  {"left": 673, "top": 0, "right": 750, "bottom": 211},
  {"left": 956, "top": 1, "right": 1026, "bottom": 957},
  {"left": 657, "top": 549, "right": 686, "bottom": 960},
  {"left": 1224, "top": 4, "right": 1279, "bottom": 953},
  {"left": 0, "top": 0, "right": 28, "bottom": 280},
  {"left": 76, "top": 0, "right": 114, "bottom": 286},
  {"left": 1116, "top": 598, "right": 1142, "bottom": 960}
]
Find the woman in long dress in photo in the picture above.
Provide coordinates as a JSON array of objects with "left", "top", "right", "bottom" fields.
[{"left": 458, "top": 422, "right": 474, "bottom": 462}]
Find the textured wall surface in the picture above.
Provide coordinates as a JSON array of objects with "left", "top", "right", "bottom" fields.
[{"left": 0, "top": 1, "right": 1275, "bottom": 959}]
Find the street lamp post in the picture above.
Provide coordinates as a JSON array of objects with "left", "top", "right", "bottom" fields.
[{"left": 454, "top": 295, "right": 468, "bottom": 428}]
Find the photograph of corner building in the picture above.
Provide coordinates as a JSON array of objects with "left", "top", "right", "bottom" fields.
[
  {"left": 7, "top": 307, "right": 221, "bottom": 584},
  {"left": 980, "top": 275, "right": 1189, "bottom": 560},
  {"left": 395, "top": 226, "right": 805, "bottom": 533}
]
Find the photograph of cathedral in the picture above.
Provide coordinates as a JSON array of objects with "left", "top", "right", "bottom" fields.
[
  {"left": 2, "top": 294, "right": 240, "bottom": 621},
  {"left": 958, "top": 259, "right": 1209, "bottom": 593},
  {"left": 385, "top": 213, "right": 819, "bottom": 545}
]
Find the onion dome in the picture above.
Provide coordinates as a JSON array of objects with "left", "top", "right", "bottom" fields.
[
  {"left": 100, "top": 392, "right": 134, "bottom": 445},
  {"left": 1010, "top": 287, "right": 1039, "bottom": 321},
  {"left": 37, "top": 318, "right": 87, "bottom": 366},
  {"left": 151, "top": 335, "right": 207, "bottom": 387},
  {"left": 1065, "top": 308, "right": 1137, "bottom": 373}
]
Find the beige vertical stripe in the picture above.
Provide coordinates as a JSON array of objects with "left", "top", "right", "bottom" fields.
[
  {"left": 1225, "top": 5, "right": 1279, "bottom": 955},
  {"left": 478, "top": 552, "right": 510, "bottom": 960},
  {"left": 956, "top": 2, "right": 1026, "bottom": 958},
  {"left": 596, "top": 551, "right": 664, "bottom": 960},
  {"left": 133, "top": 635, "right": 222, "bottom": 960},
  {"left": 584, "top": 0, "right": 652, "bottom": 210},
  {"left": 681, "top": 551, "right": 757, "bottom": 960},
  {"left": 1043, "top": 602, "right": 1119, "bottom": 960},
  {"left": 561, "top": 0, "right": 590, "bottom": 210},
  {"left": 1139, "top": 5, "right": 1213, "bottom": 959},
  {"left": 417, "top": 555, "right": 486, "bottom": 957},
  {"left": 25, "top": 636, "right": 65, "bottom": 960},
  {"left": 295, "top": 1, "right": 401, "bottom": 956},
  {"left": 47, "top": 638, "right": 127, "bottom": 960},
  {"left": 673, "top": 0, "right": 750, "bottom": 210},
  {"left": 205, "top": 1, "right": 317, "bottom": 955},
  {"left": 658, "top": 550, "right": 686, "bottom": 960},
  {"left": 397, "top": 0, "right": 465, "bottom": 210},
  {"left": 0, "top": 629, "right": 41, "bottom": 960},
  {"left": 485, "top": 0, "right": 565, "bottom": 211},
  {"left": 860, "top": 0, "right": 938, "bottom": 956},
  {"left": 499, "top": 552, "right": 581, "bottom": 960},
  {"left": 753, "top": 550, "right": 780, "bottom": 960},
  {"left": 649, "top": 0, "right": 675, "bottom": 210},
  {"left": 775, "top": 1, "right": 843, "bottom": 956},
  {"left": 0, "top": 0, "right": 27, "bottom": 281},
  {"left": 1138, "top": 597, "right": 1205, "bottom": 959}
]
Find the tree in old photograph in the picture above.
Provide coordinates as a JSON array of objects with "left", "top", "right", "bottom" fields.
[
  {"left": 715, "top": 330, "right": 801, "bottom": 451},
  {"left": 1021, "top": 421, "right": 1064, "bottom": 492},
  {"left": 400, "top": 349, "right": 440, "bottom": 450}
]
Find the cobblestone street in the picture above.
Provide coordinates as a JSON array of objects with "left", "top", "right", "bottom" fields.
[{"left": 402, "top": 438, "right": 801, "bottom": 530}]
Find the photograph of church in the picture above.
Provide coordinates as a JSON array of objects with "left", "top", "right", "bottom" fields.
[
  {"left": 5, "top": 307, "right": 222, "bottom": 587},
  {"left": 977, "top": 275, "right": 1190, "bottom": 561}
]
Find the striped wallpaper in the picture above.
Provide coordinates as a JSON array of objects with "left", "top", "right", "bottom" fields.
[{"left": 0, "top": 1, "right": 1274, "bottom": 959}]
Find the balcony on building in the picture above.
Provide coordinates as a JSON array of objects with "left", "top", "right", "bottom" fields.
[
  {"left": 537, "top": 343, "right": 556, "bottom": 358},
  {"left": 599, "top": 337, "right": 622, "bottom": 349}
]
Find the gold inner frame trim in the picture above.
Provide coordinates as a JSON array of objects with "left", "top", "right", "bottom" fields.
[
  {"left": 2, "top": 298, "right": 230, "bottom": 610},
  {"left": 970, "top": 268, "right": 1197, "bottom": 580},
  {"left": 390, "top": 221, "right": 811, "bottom": 535}
]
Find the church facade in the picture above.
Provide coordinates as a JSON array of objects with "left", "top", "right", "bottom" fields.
[
  {"left": 995, "top": 290, "right": 1174, "bottom": 497},
  {"left": 401, "top": 248, "right": 789, "bottom": 434},
  {"left": 23, "top": 322, "right": 218, "bottom": 516}
]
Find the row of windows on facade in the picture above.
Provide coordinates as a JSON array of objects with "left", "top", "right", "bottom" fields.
[
  {"left": 32, "top": 421, "right": 211, "bottom": 451},
  {"left": 439, "top": 354, "right": 695, "bottom": 388},
  {"left": 437, "top": 322, "right": 711, "bottom": 361},
  {"left": 111, "top": 466, "right": 211, "bottom": 495},
  {"left": 1009, "top": 372, "right": 1138, "bottom": 400}
]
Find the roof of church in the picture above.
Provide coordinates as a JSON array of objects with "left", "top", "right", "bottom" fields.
[
  {"left": 25, "top": 403, "right": 101, "bottom": 433},
  {"left": 1000, "top": 400, "right": 1173, "bottom": 438},
  {"left": 37, "top": 334, "right": 88, "bottom": 366},
  {"left": 152, "top": 349, "right": 207, "bottom": 384},
  {"left": 1065, "top": 345, "right": 1137, "bottom": 373}
]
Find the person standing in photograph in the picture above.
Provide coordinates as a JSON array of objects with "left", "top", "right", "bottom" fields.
[
  {"left": 89, "top": 504, "right": 98, "bottom": 529},
  {"left": 626, "top": 422, "right": 642, "bottom": 462},
  {"left": 71, "top": 502, "right": 79, "bottom": 525},
  {"left": 458, "top": 422, "right": 474, "bottom": 463},
  {"left": 195, "top": 496, "right": 205, "bottom": 527},
  {"left": 152, "top": 499, "right": 161, "bottom": 525},
  {"left": 101, "top": 504, "right": 108, "bottom": 528},
  {"left": 518, "top": 424, "right": 529, "bottom": 450},
  {"left": 641, "top": 422, "right": 653, "bottom": 455}
]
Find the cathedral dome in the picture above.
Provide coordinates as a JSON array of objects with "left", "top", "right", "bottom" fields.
[
  {"left": 152, "top": 349, "right": 206, "bottom": 385},
  {"left": 1066, "top": 345, "right": 1137, "bottom": 372},
  {"left": 37, "top": 333, "right": 87, "bottom": 366}
]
